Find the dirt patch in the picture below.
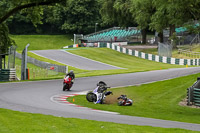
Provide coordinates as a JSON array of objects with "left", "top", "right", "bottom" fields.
[
  {"left": 105, "top": 94, "right": 118, "bottom": 104},
  {"left": 179, "top": 98, "right": 200, "bottom": 109}
]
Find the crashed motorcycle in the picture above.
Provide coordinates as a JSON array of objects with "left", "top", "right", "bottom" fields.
[
  {"left": 63, "top": 76, "right": 73, "bottom": 91},
  {"left": 86, "top": 81, "right": 112, "bottom": 104},
  {"left": 117, "top": 95, "right": 133, "bottom": 106}
]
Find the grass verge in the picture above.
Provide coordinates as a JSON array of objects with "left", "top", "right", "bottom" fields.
[
  {"left": 10, "top": 35, "right": 73, "bottom": 51},
  {"left": 68, "top": 73, "right": 200, "bottom": 124},
  {"left": 0, "top": 108, "right": 198, "bottom": 133},
  {"left": 66, "top": 47, "right": 185, "bottom": 77}
]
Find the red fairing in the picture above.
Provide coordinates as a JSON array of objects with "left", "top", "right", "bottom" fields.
[{"left": 64, "top": 76, "right": 72, "bottom": 84}]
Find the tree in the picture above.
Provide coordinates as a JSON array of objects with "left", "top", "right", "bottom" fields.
[
  {"left": 59, "top": 0, "right": 101, "bottom": 34},
  {"left": 131, "top": 0, "right": 155, "bottom": 44},
  {"left": 150, "top": 0, "right": 200, "bottom": 44},
  {"left": 100, "top": 0, "right": 118, "bottom": 27},
  {"left": 100, "top": 0, "right": 135, "bottom": 27},
  {"left": 113, "top": 0, "right": 136, "bottom": 27},
  {"left": 0, "top": 0, "right": 63, "bottom": 54}
]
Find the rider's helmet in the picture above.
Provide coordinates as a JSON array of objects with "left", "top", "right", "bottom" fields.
[
  {"left": 69, "top": 70, "right": 74, "bottom": 75},
  {"left": 69, "top": 70, "right": 74, "bottom": 74}
]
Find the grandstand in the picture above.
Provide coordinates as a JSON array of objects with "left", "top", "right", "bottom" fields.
[
  {"left": 175, "top": 27, "right": 187, "bottom": 34},
  {"left": 83, "top": 27, "right": 141, "bottom": 43}
]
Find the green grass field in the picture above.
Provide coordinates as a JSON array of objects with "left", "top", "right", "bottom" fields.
[
  {"left": 10, "top": 35, "right": 73, "bottom": 51},
  {"left": 67, "top": 48, "right": 185, "bottom": 77},
  {"left": 0, "top": 108, "right": 198, "bottom": 133},
  {"left": 68, "top": 73, "right": 200, "bottom": 124}
]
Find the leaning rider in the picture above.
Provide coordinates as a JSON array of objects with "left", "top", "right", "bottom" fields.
[{"left": 66, "top": 70, "right": 75, "bottom": 84}]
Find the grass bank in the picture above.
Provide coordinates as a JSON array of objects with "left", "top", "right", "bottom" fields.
[
  {"left": 68, "top": 73, "right": 200, "bottom": 124},
  {"left": 0, "top": 108, "right": 198, "bottom": 133},
  {"left": 67, "top": 48, "right": 184, "bottom": 77},
  {"left": 10, "top": 35, "right": 73, "bottom": 51}
]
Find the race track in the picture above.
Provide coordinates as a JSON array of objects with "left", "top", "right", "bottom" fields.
[
  {"left": 1, "top": 67, "right": 200, "bottom": 131},
  {"left": 30, "top": 50, "right": 122, "bottom": 70}
]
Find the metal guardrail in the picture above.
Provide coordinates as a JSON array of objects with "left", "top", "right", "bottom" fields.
[{"left": 0, "top": 69, "right": 16, "bottom": 81}]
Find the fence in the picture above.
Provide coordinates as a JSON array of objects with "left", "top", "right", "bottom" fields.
[
  {"left": 16, "top": 52, "right": 67, "bottom": 73},
  {"left": 158, "top": 42, "right": 173, "bottom": 57},
  {"left": 15, "top": 65, "right": 62, "bottom": 80},
  {"left": 178, "top": 49, "right": 200, "bottom": 59}
]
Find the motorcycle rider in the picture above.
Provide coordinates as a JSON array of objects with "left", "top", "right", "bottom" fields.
[{"left": 66, "top": 70, "right": 75, "bottom": 84}]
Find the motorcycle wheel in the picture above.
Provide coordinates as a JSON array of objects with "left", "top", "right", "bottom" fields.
[
  {"left": 63, "top": 84, "right": 69, "bottom": 91},
  {"left": 86, "top": 92, "right": 96, "bottom": 102}
]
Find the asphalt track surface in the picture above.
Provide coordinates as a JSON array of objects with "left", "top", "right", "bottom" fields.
[
  {"left": 1, "top": 67, "right": 200, "bottom": 131},
  {"left": 30, "top": 50, "right": 122, "bottom": 70}
]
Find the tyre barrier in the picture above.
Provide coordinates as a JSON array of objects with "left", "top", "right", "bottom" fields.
[
  {"left": 194, "top": 88, "right": 200, "bottom": 106},
  {"left": 0, "top": 69, "right": 16, "bottom": 81},
  {"left": 187, "top": 77, "right": 200, "bottom": 107}
]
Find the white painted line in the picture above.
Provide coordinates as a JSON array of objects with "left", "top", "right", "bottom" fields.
[{"left": 91, "top": 110, "right": 119, "bottom": 115}]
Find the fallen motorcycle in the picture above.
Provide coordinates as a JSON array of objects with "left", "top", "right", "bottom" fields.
[
  {"left": 86, "top": 81, "right": 112, "bottom": 104},
  {"left": 63, "top": 76, "right": 73, "bottom": 91},
  {"left": 117, "top": 95, "right": 133, "bottom": 106}
]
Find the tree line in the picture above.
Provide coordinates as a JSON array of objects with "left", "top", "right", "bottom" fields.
[{"left": 1, "top": 0, "right": 200, "bottom": 53}]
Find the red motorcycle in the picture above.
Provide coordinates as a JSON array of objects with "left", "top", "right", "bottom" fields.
[{"left": 63, "top": 76, "right": 73, "bottom": 91}]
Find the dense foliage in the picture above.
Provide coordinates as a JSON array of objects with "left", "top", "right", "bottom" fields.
[
  {"left": 0, "top": 0, "right": 63, "bottom": 54},
  {"left": 1, "top": 0, "right": 200, "bottom": 53}
]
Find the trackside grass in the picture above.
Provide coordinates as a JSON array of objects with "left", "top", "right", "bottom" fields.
[
  {"left": 68, "top": 73, "right": 200, "bottom": 124},
  {"left": 66, "top": 47, "right": 185, "bottom": 77},
  {"left": 0, "top": 108, "right": 198, "bottom": 133},
  {"left": 10, "top": 35, "right": 73, "bottom": 51}
]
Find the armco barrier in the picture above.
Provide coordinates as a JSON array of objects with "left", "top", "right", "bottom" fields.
[{"left": 16, "top": 52, "right": 67, "bottom": 73}]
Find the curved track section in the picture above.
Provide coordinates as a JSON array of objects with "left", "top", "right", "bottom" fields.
[
  {"left": 30, "top": 50, "right": 122, "bottom": 70},
  {"left": 1, "top": 67, "right": 200, "bottom": 131}
]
